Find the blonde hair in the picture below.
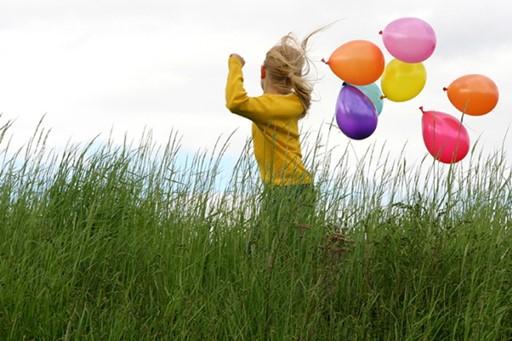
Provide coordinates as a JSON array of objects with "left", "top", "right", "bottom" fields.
[{"left": 264, "top": 30, "right": 322, "bottom": 114}]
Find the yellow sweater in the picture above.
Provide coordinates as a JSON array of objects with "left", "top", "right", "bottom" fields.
[{"left": 225, "top": 56, "right": 312, "bottom": 185}]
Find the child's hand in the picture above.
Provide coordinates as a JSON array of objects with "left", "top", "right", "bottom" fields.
[{"left": 230, "top": 53, "right": 245, "bottom": 66}]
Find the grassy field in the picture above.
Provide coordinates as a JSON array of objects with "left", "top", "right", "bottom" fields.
[{"left": 0, "top": 119, "right": 511, "bottom": 340}]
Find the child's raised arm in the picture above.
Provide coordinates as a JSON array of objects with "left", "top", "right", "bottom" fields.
[{"left": 225, "top": 55, "right": 272, "bottom": 124}]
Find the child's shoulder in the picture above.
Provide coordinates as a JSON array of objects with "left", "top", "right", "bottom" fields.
[{"left": 259, "top": 92, "right": 305, "bottom": 118}]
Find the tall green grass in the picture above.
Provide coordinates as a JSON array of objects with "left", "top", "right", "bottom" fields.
[{"left": 0, "top": 117, "right": 511, "bottom": 340}]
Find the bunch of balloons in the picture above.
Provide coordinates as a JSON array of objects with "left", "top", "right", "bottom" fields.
[{"left": 324, "top": 17, "right": 499, "bottom": 164}]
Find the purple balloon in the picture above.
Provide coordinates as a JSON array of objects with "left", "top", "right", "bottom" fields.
[{"left": 335, "top": 85, "right": 378, "bottom": 140}]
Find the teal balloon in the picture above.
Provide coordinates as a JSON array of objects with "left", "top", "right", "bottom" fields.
[{"left": 350, "top": 83, "right": 384, "bottom": 115}]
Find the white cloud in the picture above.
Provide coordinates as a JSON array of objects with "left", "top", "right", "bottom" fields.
[{"left": 0, "top": 0, "right": 510, "bottom": 169}]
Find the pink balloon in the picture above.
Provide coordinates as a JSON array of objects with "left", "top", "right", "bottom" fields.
[
  {"left": 421, "top": 108, "right": 470, "bottom": 164},
  {"left": 381, "top": 18, "right": 436, "bottom": 63}
]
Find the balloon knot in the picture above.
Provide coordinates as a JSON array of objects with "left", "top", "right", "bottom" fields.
[
  {"left": 380, "top": 95, "right": 386, "bottom": 100},
  {"left": 419, "top": 106, "right": 425, "bottom": 113},
  {"left": 379, "top": 30, "right": 383, "bottom": 35},
  {"left": 321, "top": 58, "right": 328, "bottom": 64},
  {"left": 443, "top": 87, "right": 448, "bottom": 91}
]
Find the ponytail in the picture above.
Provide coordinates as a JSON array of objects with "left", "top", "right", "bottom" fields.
[
  {"left": 264, "top": 28, "right": 325, "bottom": 114},
  {"left": 288, "top": 72, "right": 313, "bottom": 113}
]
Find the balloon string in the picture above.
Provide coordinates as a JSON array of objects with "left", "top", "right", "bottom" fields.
[{"left": 462, "top": 100, "right": 470, "bottom": 119}]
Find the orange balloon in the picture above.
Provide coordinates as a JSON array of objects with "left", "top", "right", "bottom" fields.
[
  {"left": 445, "top": 75, "right": 499, "bottom": 116},
  {"left": 326, "top": 40, "right": 385, "bottom": 86}
]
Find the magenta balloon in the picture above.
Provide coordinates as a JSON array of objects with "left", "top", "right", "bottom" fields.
[
  {"left": 421, "top": 109, "right": 470, "bottom": 164},
  {"left": 335, "top": 85, "right": 378, "bottom": 140},
  {"left": 382, "top": 17, "right": 436, "bottom": 63}
]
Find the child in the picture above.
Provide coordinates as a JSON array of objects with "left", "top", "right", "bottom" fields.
[{"left": 225, "top": 33, "right": 319, "bottom": 253}]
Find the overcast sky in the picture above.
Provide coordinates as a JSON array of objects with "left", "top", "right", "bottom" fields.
[{"left": 1, "top": 0, "right": 511, "bottom": 170}]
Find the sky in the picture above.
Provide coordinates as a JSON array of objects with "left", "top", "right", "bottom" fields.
[{"left": 1, "top": 0, "right": 511, "bottom": 172}]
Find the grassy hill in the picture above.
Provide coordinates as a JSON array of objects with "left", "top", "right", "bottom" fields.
[{"left": 0, "top": 120, "right": 511, "bottom": 340}]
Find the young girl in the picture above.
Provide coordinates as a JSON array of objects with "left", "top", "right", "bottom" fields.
[{"left": 225, "top": 33, "right": 318, "bottom": 252}]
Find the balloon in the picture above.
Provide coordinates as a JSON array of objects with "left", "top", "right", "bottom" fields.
[
  {"left": 445, "top": 74, "right": 499, "bottom": 116},
  {"left": 381, "top": 59, "right": 426, "bottom": 102},
  {"left": 354, "top": 83, "right": 384, "bottom": 115},
  {"left": 381, "top": 17, "right": 436, "bottom": 63},
  {"left": 421, "top": 108, "right": 470, "bottom": 164},
  {"left": 325, "top": 40, "right": 385, "bottom": 86},
  {"left": 335, "top": 85, "right": 378, "bottom": 140}
]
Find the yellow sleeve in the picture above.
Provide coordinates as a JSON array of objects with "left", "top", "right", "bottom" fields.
[{"left": 225, "top": 56, "right": 270, "bottom": 124}]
